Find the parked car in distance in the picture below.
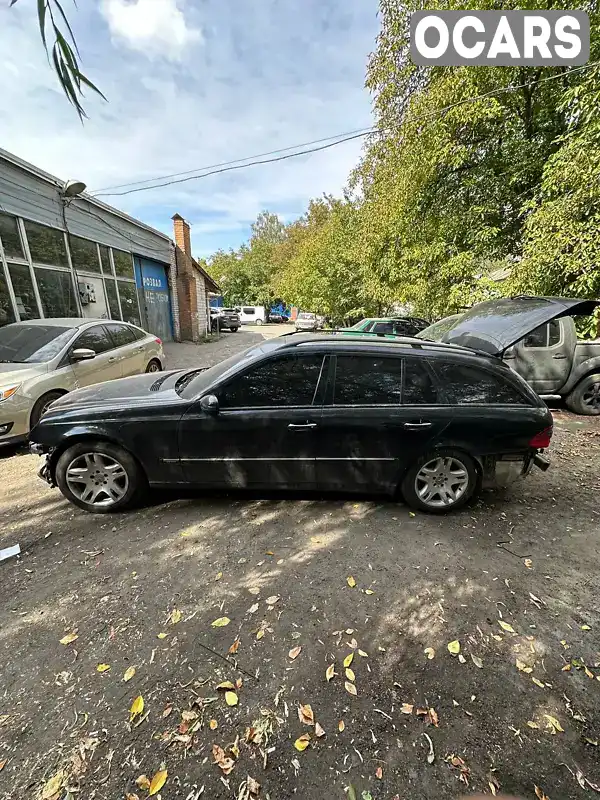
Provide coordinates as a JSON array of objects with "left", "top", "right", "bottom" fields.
[
  {"left": 0, "top": 318, "right": 164, "bottom": 448},
  {"left": 295, "top": 312, "right": 321, "bottom": 332},
  {"left": 267, "top": 312, "right": 287, "bottom": 324},
  {"left": 417, "top": 296, "right": 600, "bottom": 415},
  {"left": 236, "top": 306, "right": 266, "bottom": 325},
  {"left": 340, "top": 317, "right": 430, "bottom": 338},
  {"left": 31, "top": 296, "right": 571, "bottom": 515},
  {"left": 210, "top": 308, "right": 240, "bottom": 332}
]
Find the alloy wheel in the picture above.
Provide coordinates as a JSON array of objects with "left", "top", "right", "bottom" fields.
[
  {"left": 582, "top": 381, "right": 600, "bottom": 411},
  {"left": 147, "top": 362, "right": 160, "bottom": 373},
  {"left": 65, "top": 452, "right": 129, "bottom": 507},
  {"left": 414, "top": 456, "right": 469, "bottom": 508}
]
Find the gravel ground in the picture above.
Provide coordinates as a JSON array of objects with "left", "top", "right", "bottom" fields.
[{"left": 0, "top": 329, "right": 599, "bottom": 800}]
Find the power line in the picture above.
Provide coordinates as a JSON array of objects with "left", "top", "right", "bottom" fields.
[{"left": 90, "top": 127, "right": 377, "bottom": 194}]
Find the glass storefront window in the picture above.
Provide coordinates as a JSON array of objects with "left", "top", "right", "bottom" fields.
[
  {"left": 104, "top": 279, "right": 121, "bottom": 319},
  {"left": 25, "top": 220, "right": 69, "bottom": 267},
  {"left": 0, "top": 213, "right": 24, "bottom": 260},
  {"left": 34, "top": 268, "right": 78, "bottom": 318},
  {"left": 69, "top": 235, "right": 101, "bottom": 273},
  {"left": 99, "top": 245, "right": 112, "bottom": 274},
  {"left": 8, "top": 263, "right": 39, "bottom": 321},
  {"left": 0, "top": 267, "right": 16, "bottom": 327},
  {"left": 113, "top": 249, "right": 134, "bottom": 278},
  {"left": 117, "top": 280, "right": 141, "bottom": 325}
]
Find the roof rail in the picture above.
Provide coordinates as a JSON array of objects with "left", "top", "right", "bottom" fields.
[{"left": 280, "top": 330, "right": 494, "bottom": 357}]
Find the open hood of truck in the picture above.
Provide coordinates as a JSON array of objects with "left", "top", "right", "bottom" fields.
[{"left": 428, "top": 296, "right": 599, "bottom": 356}]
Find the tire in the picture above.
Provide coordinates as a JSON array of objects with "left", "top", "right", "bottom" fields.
[
  {"left": 30, "top": 390, "right": 65, "bottom": 430},
  {"left": 400, "top": 448, "right": 478, "bottom": 514},
  {"left": 255, "top": 319, "right": 263, "bottom": 326},
  {"left": 145, "top": 359, "right": 162, "bottom": 373},
  {"left": 566, "top": 373, "right": 600, "bottom": 415},
  {"left": 55, "top": 440, "right": 147, "bottom": 514},
  {"left": 231, "top": 327, "right": 239, "bottom": 332}
]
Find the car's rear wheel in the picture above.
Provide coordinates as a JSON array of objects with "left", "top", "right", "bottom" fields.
[
  {"left": 55, "top": 440, "right": 147, "bottom": 514},
  {"left": 255, "top": 319, "right": 263, "bottom": 326},
  {"left": 231, "top": 327, "right": 239, "bottom": 332},
  {"left": 30, "top": 390, "right": 65, "bottom": 430},
  {"left": 566, "top": 373, "right": 600, "bottom": 415},
  {"left": 401, "top": 449, "right": 478, "bottom": 513},
  {"left": 145, "top": 359, "right": 162, "bottom": 373}
]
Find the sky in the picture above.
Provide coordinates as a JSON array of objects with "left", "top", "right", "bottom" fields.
[{"left": 0, "top": 0, "right": 379, "bottom": 258}]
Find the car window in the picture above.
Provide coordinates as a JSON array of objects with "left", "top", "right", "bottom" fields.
[
  {"left": 219, "top": 354, "right": 324, "bottom": 408},
  {"left": 242, "top": 307, "right": 255, "bottom": 315},
  {"left": 393, "top": 320, "right": 418, "bottom": 336},
  {"left": 362, "top": 321, "right": 375, "bottom": 332},
  {"left": 130, "top": 326, "right": 148, "bottom": 341},
  {"left": 72, "top": 325, "right": 113, "bottom": 354},
  {"left": 105, "top": 323, "right": 136, "bottom": 348},
  {"left": 548, "top": 319, "right": 561, "bottom": 346},
  {"left": 334, "top": 355, "right": 403, "bottom": 405},
  {"left": 434, "top": 362, "right": 527, "bottom": 405},
  {"left": 403, "top": 360, "right": 438, "bottom": 404},
  {"left": 0, "top": 324, "right": 73, "bottom": 363},
  {"left": 523, "top": 324, "right": 548, "bottom": 348},
  {"left": 372, "top": 322, "right": 394, "bottom": 334}
]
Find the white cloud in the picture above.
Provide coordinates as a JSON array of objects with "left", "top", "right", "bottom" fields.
[{"left": 100, "top": 0, "right": 202, "bottom": 60}]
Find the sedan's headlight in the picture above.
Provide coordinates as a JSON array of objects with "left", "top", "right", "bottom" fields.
[{"left": 0, "top": 384, "right": 21, "bottom": 402}]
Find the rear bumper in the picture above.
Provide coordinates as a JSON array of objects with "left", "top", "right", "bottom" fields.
[{"left": 481, "top": 452, "right": 548, "bottom": 489}]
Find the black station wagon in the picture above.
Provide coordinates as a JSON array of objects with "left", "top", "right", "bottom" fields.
[{"left": 30, "top": 296, "right": 592, "bottom": 515}]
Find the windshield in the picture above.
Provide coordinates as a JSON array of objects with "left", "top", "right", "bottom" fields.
[
  {"left": 298, "top": 313, "right": 315, "bottom": 320},
  {"left": 0, "top": 324, "right": 74, "bottom": 363},
  {"left": 415, "top": 314, "right": 464, "bottom": 342},
  {"left": 348, "top": 319, "right": 368, "bottom": 330}
]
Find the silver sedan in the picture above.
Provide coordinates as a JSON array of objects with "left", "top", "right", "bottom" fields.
[{"left": 0, "top": 318, "right": 164, "bottom": 447}]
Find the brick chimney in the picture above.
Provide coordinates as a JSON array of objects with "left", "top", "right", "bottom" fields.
[{"left": 172, "top": 213, "right": 191, "bottom": 255}]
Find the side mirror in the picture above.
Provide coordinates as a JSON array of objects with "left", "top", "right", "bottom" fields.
[
  {"left": 200, "top": 394, "right": 219, "bottom": 414},
  {"left": 71, "top": 347, "right": 96, "bottom": 362}
]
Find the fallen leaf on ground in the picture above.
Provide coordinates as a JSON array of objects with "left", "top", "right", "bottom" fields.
[
  {"left": 126, "top": 794, "right": 140, "bottom": 800},
  {"left": 209, "top": 719, "right": 218, "bottom": 730},
  {"left": 326, "top": 664, "right": 336, "bottom": 681},
  {"left": 266, "top": 551, "right": 274, "bottom": 555},
  {"left": 217, "top": 681, "right": 236, "bottom": 690},
  {"left": 346, "top": 576, "right": 356, "bottom": 588},
  {"left": 225, "top": 691, "right": 238, "bottom": 706},
  {"left": 532, "top": 677, "right": 545, "bottom": 688},
  {"left": 247, "top": 776, "right": 261, "bottom": 795},
  {"left": 59, "top": 633, "right": 78, "bottom": 646},
  {"left": 265, "top": 596, "right": 279, "bottom": 606},
  {"left": 236, "top": 677, "right": 243, "bottom": 689},
  {"left": 123, "top": 666, "right": 136, "bottom": 682},
  {"left": 524, "top": 558, "right": 533, "bottom": 568},
  {"left": 170, "top": 609, "right": 182, "bottom": 624},
  {"left": 315, "top": 722, "right": 326, "bottom": 737},
  {"left": 447, "top": 640, "right": 460, "bottom": 655},
  {"left": 129, "top": 695, "right": 144, "bottom": 722},
  {"left": 149, "top": 769, "right": 167, "bottom": 796},
  {"left": 247, "top": 603, "right": 259, "bottom": 614},
  {"left": 289, "top": 646, "right": 302, "bottom": 660},
  {"left": 162, "top": 705, "right": 173, "bottom": 718},
  {"left": 298, "top": 704, "right": 314, "bottom": 725},
  {"left": 544, "top": 714, "right": 564, "bottom": 734},
  {"left": 358, "top": 649, "right": 368, "bottom": 657},
  {"left": 364, "top": 589, "right": 375, "bottom": 595},
  {"left": 41, "top": 771, "right": 65, "bottom": 799},
  {"left": 248, "top": 587, "right": 260, "bottom": 595},
  {"left": 375, "top": 766, "right": 383, "bottom": 779},
  {"left": 0, "top": 760, "right": 5, "bottom": 772},
  {"left": 471, "top": 655, "right": 483, "bottom": 669},
  {"left": 534, "top": 785, "right": 550, "bottom": 800},
  {"left": 96, "top": 663, "right": 111, "bottom": 673},
  {"left": 516, "top": 659, "right": 533, "bottom": 673},
  {"left": 527, "top": 721, "right": 540, "bottom": 729},
  {"left": 401, "top": 703, "right": 414, "bottom": 714},
  {"left": 344, "top": 653, "right": 354, "bottom": 668},
  {"left": 345, "top": 668, "right": 355, "bottom": 682},
  {"left": 424, "top": 647, "right": 435, "bottom": 660},
  {"left": 409, "top": 511, "right": 416, "bottom": 517},
  {"left": 213, "top": 744, "right": 235, "bottom": 774},
  {"left": 212, "top": 617, "right": 231, "bottom": 627},
  {"left": 215, "top": 572, "right": 223, "bottom": 581},
  {"left": 135, "top": 775, "right": 151, "bottom": 790},
  {"left": 498, "top": 620, "right": 516, "bottom": 634},
  {"left": 294, "top": 734, "right": 310, "bottom": 752},
  {"left": 229, "top": 639, "right": 240, "bottom": 654},
  {"left": 345, "top": 681, "right": 357, "bottom": 696},
  {"left": 157, "top": 632, "right": 168, "bottom": 639},
  {"left": 338, "top": 720, "right": 345, "bottom": 732},
  {"left": 458, "top": 653, "right": 466, "bottom": 663},
  {"left": 581, "top": 624, "right": 591, "bottom": 631}
]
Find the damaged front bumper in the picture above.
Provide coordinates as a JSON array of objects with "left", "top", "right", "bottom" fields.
[
  {"left": 481, "top": 452, "right": 550, "bottom": 490},
  {"left": 31, "top": 445, "right": 56, "bottom": 488}
]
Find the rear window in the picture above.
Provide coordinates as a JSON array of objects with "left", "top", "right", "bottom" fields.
[
  {"left": 433, "top": 362, "right": 527, "bottom": 405},
  {"left": 0, "top": 324, "right": 74, "bottom": 363},
  {"left": 105, "top": 323, "right": 136, "bottom": 348}
]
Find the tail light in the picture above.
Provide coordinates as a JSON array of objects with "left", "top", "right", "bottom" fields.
[
  {"left": 529, "top": 426, "right": 552, "bottom": 449},
  {"left": 155, "top": 337, "right": 162, "bottom": 345}
]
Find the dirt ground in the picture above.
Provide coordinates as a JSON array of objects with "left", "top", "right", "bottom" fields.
[{"left": 0, "top": 329, "right": 599, "bottom": 800}]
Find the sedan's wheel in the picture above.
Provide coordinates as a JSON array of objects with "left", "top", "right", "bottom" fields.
[
  {"left": 566, "top": 373, "right": 600, "bottom": 416},
  {"left": 401, "top": 449, "right": 477, "bottom": 514},
  {"left": 56, "top": 441, "right": 147, "bottom": 513},
  {"left": 145, "top": 359, "right": 161, "bottom": 373},
  {"left": 30, "top": 390, "right": 65, "bottom": 430}
]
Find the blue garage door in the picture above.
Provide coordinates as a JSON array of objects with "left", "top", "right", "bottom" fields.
[{"left": 134, "top": 258, "right": 173, "bottom": 341}]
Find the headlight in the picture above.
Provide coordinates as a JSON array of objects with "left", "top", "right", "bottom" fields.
[{"left": 0, "top": 384, "right": 20, "bottom": 402}]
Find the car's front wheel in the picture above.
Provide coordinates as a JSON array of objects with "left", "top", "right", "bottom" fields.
[
  {"left": 566, "top": 373, "right": 600, "bottom": 415},
  {"left": 231, "top": 327, "right": 239, "bottom": 332},
  {"left": 55, "top": 441, "right": 147, "bottom": 513},
  {"left": 401, "top": 449, "right": 478, "bottom": 513}
]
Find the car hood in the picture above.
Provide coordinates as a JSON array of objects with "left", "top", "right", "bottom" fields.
[
  {"left": 0, "top": 362, "right": 47, "bottom": 384},
  {"left": 429, "top": 296, "right": 599, "bottom": 356},
  {"left": 49, "top": 370, "right": 184, "bottom": 411}
]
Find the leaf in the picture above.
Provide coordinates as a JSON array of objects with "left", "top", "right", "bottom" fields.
[
  {"left": 409, "top": 511, "right": 416, "bottom": 517},
  {"left": 217, "top": 681, "right": 236, "bottom": 690},
  {"left": 225, "top": 691, "right": 238, "bottom": 706},
  {"left": 123, "top": 666, "right": 136, "bottom": 682},
  {"left": 527, "top": 721, "right": 540, "bottom": 729},
  {"left": 129, "top": 695, "right": 144, "bottom": 721},
  {"left": 562, "top": 663, "right": 572, "bottom": 671},
  {"left": 212, "top": 617, "right": 231, "bottom": 627},
  {"left": 471, "top": 654, "right": 483, "bottom": 669},
  {"left": 0, "top": 760, "right": 5, "bottom": 772},
  {"left": 247, "top": 603, "right": 260, "bottom": 614},
  {"left": 346, "top": 576, "right": 356, "bottom": 588},
  {"left": 42, "top": 771, "right": 65, "bottom": 799},
  {"left": 229, "top": 639, "right": 240, "bottom": 655},
  {"left": 424, "top": 647, "right": 435, "bottom": 660},
  {"left": 315, "top": 722, "right": 326, "bottom": 737},
  {"left": 265, "top": 596, "right": 279, "bottom": 606},
  {"left": 136, "top": 775, "right": 152, "bottom": 789},
  {"left": 358, "top": 649, "right": 368, "bottom": 657},
  {"left": 524, "top": 558, "right": 533, "bottom": 569},
  {"left": 498, "top": 620, "right": 516, "bottom": 634},
  {"left": 544, "top": 714, "right": 564, "bottom": 733},
  {"left": 447, "top": 640, "right": 460, "bottom": 655},
  {"left": 516, "top": 659, "right": 532, "bottom": 673},
  {"left": 294, "top": 734, "right": 310, "bottom": 752},
  {"left": 532, "top": 677, "right": 545, "bottom": 688},
  {"left": 215, "top": 572, "right": 223, "bottom": 581},
  {"left": 326, "top": 664, "right": 336, "bottom": 681},
  {"left": 247, "top": 776, "right": 261, "bottom": 795},
  {"left": 345, "top": 681, "right": 357, "bottom": 696},
  {"left": 298, "top": 704, "right": 314, "bottom": 725},
  {"left": 97, "top": 663, "right": 110, "bottom": 673},
  {"left": 345, "top": 668, "right": 356, "bottom": 682},
  {"left": 375, "top": 766, "right": 383, "bottom": 779},
  {"left": 365, "top": 589, "right": 375, "bottom": 595},
  {"left": 209, "top": 719, "right": 218, "bottom": 730},
  {"left": 401, "top": 703, "right": 414, "bottom": 714},
  {"left": 343, "top": 653, "right": 354, "bottom": 668},
  {"left": 338, "top": 720, "right": 345, "bottom": 732},
  {"left": 535, "top": 785, "right": 550, "bottom": 800},
  {"left": 157, "top": 632, "right": 168, "bottom": 639},
  {"left": 581, "top": 624, "right": 591, "bottom": 631},
  {"left": 289, "top": 646, "right": 302, "bottom": 660},
  {"left": 170, "top": 608, "right": 182, "bottom": 624},
  {"left": 162, "top": 705, "right": 173, "bottom": 718},
  {"left": 458, "top": 654, "right": 466, "bottom": 663},
  {"left": 149, "top": 769, "right": 168, "bottom": 796},
  {"left": 59, "top": 632, "right": 78, "bottom": 645}
]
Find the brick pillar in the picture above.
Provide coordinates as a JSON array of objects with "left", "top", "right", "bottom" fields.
[{"left": 172, "top": 213, "right": 191, "bottom": 255}]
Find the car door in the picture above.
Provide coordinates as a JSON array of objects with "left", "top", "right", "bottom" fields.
[
  {"left": 506, "top": 319, "right": 573, "bottom": 394},
  {"left": 315, "top": 353, "right": 450, "bottom": 493},
  {"left": 178, "top": 352, "right": 328, "bottom": 489},
  {"left": 105, "top": 323, "right": 146, "bottom": 377},
  {"left": 67, "top": 324, "right": 122, "bottom": 388}
]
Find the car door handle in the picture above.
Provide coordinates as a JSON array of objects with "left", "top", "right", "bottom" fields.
[
  {"left": 552, "top": 353, "right": 567, "bottom": 359},
  {"left": 403, "top": 422, "right": 433, "bottom": 430},
  {"left": 108, "top": 356, "right": 118, "bottom": 363},
  {"left": 288, "top": 422, "right": 318, "bottom": 429}
]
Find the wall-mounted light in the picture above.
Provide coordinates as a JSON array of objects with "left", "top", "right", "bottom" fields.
[{"left": 61, "top": 179, "right": 87, "bottom": 198}]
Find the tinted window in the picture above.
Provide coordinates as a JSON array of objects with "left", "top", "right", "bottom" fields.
[
  {"left": 219, "top": 354, "right": 324, "bottom": 408},
  {"left": 24, "top": 220, "right": 69, "bottom": 267},
  {"left": 130, "top": 326, "right": 147, "bottom": 341},
  {"left": 523, "top": 324, "right": 547, "bottom": 348},
  {"left": 34, "top": 268, "right": 78, "bottom": 317},
  {"left": 243, "top": 307, "right": 255, "bottom": 315},
  {"left": 0, "top": 213, "right": 24, "bottom": 259},
  {"left": 72, "top": 325, "right": 113, "bottom": 354},
  {"left": 362, "top": 321, "right": 375, "bottom": 332},
  {"left": 0, "top": 324, "right": 73, "bottom": 363},
  {"left": 548, "top": 319, "right": 561, "bottom": 346},
  {"left": 393, "top": 320, "right": 420, "bottom": 336},
  {"left": 372, "top": 322, "right": 394, "bottom": 334},
  {"left": 434, "top": 362, "right": 526, "bottom": 405},
  {"left": 334, "top": 355, "right": 403, "bottom": 405},
  {"left": 8, "top": 263, "right": 39, "bottom": 321},
  {"left": 69, "top": 235, "right": 101, "bottom": 273},
  {"left": 403, "top": 360, "right": 438, "bottom": 404},
  {"left": 105, "top": 323, "right": 136, "bottom": 348}
]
